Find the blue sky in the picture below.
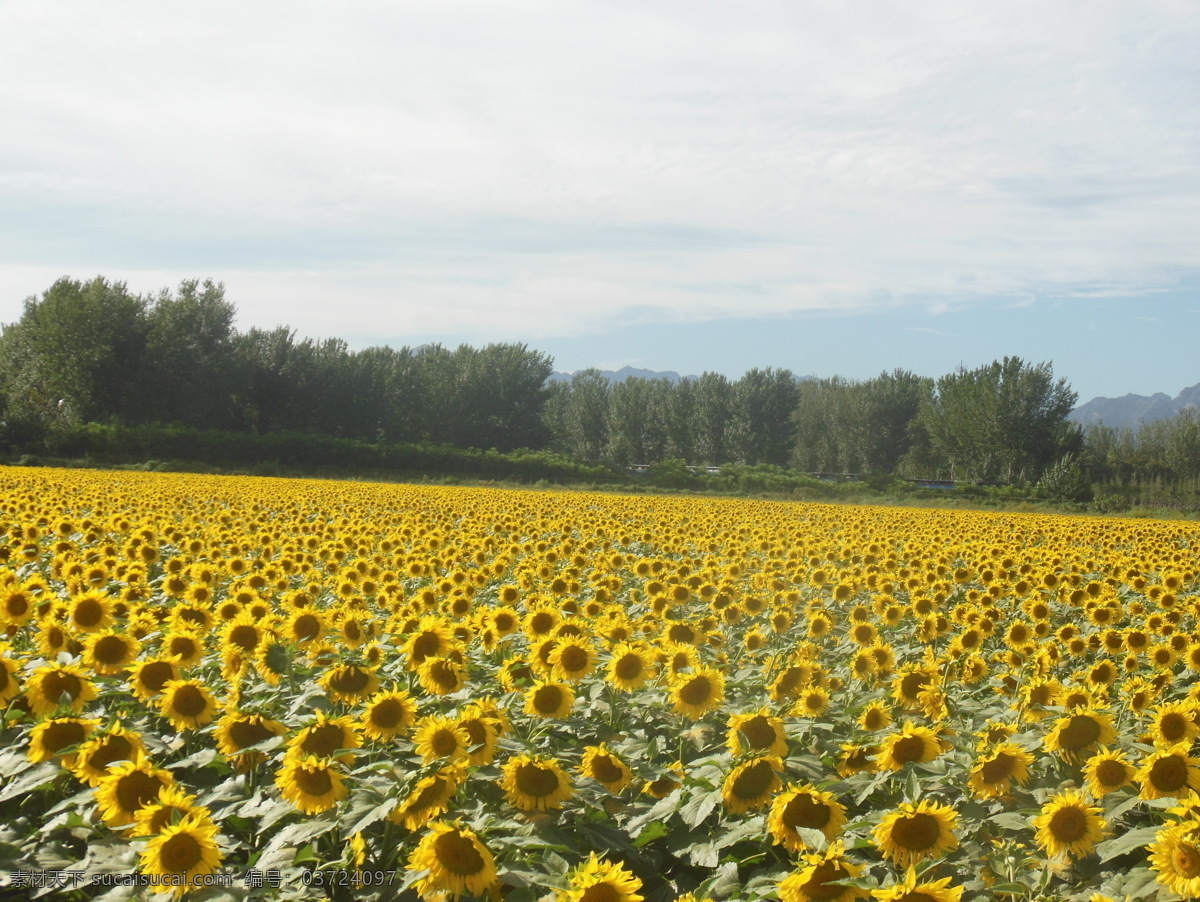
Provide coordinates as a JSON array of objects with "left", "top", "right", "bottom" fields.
[{"left": 2, "top": 1, "right": 1199, "bottom": 402}]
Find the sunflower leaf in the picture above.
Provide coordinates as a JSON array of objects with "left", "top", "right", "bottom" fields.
[
  {"left": 678, "top": 788, "right": 722, "bottom": 828},
  {"left": 0, "top": 763, "right": 58, "bottom": 802},
  {"left": 1095, "top": 825, "right": 1159, "bottom": 862}
]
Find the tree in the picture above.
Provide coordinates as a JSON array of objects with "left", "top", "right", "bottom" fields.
[
  {"left": 732, "top": 368, "right": 800, "bottom": 466},
  {"left": 0, "top": 276, "right": 148, "bottom": 433},
  {"left": 918, "top": 357, "right": 1078, "bottom": 484},
  {"left": 693, "top": 372, "right": 735, "bottom": 465},
  {"left": 607, "top": 378, "right": 668, "bottom": 465}
]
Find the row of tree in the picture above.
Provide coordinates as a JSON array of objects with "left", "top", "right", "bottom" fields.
[{"left": 5, "top": 275, "right": 1191, "bottom": 491}]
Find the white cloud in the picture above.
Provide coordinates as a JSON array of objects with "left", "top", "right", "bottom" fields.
[{"left": 2, "top": 1, "right": 1198, "bottom": 340}]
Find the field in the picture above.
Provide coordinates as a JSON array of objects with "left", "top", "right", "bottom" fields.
[{"left": 2, "top": 467, "right": 1200, "bottom": 901}]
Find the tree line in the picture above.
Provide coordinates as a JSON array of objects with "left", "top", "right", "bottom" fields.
[{"left": 3, "top": 276, "right": 1197, "bottom": 499}]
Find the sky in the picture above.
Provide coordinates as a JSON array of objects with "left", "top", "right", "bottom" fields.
[{"left": 2, "top": 1, "right": 1199, "bottom": 403}]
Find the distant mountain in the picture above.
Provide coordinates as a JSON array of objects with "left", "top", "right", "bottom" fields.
[
  {"left": 1070, "top": 383, "right": 1200, "bottom": 428},
  {"left": 548, "top": 367, "right": 691, "bottom": 384}
]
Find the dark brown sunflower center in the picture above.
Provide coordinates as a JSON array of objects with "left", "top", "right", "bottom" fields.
[
  {"left": 42, "top": 670, "right": 83, "bottom": 701},
  {"left": 228, "top": 625, "right": 260, "bottom": 652},
  {"left": 93, "top": 635, "right": 130, "bottom": 665},
  {"left": 1175, "top": 842, "right": 1200, "bottom": 877},
  {"left": 783, "top": 794, "right": 832, "bottom": 830},
  {"left": 515, "top": 763, "right": 560, "bottom": 797},
  {"left": 900, "top": 672, "right": 929, "bottom": 700},
  {"left": 615, "top": 655, "right": 643, "bottom": 680},
  {"left": 1161, "top": 714, "right": 1190, "bottom": 743},
  {"left": 139, "top": 662, "right": 176, "bottom": 693},
  {"left": 427, "top": 662, "right": 459, "bottom": 689},
  {"left": 294, "top": 766, "right": 333, "bottom": 796},
  {"left": 802, "top": 862, "right": 852, "bottom": 900},
  {"left": 329, "top": 667, "right": 371, "bottom": 693},
  {"left": 890, "top": 736, "right": 928, "bottom": 765},
  {"left": 740, "top": 716, "right": 778, "bottom": 750},
  {"left": 731, "top": 761, "right": 776, "bottom": 799},
  {"left": 73, "top": 599, "right": 103, "bottom": 627},
  {"left": 679, "top": 677, "right": 713, "bottom": 706},
  {"left": 43, "top": 721, "right": 87, "bottom": 753},
  {"left": 433, "top": 830, "right": 485, "bottom": 876},
  {"left": 1049, "top": 806, "right": 1087, "bottom": 841},
  {"left": 292, "top": 614, "right": 321, "bottom": 640},
  {"left": 891, "top": 813, "right": 941, "bottom": 851},
  {"left": 1094, "top": 759, "right": 1128, "bottom": 787},
  {"left": 533, "top": 685, "right": 565, "bottom": 714},
  {"left": 171, "top": 686, "right": 208, "bottom": 718},
  {"left": 88, "top": 735, "right": 134, "bottom": 769},
  {"left": 1151, "top": 756, "right": 1189, "bottom": 792},
  {"left": 588, "top": 755, "right": 624, "bottom": 784},
  {"left": 160, "top": 832, "right": 203, "bottom": 872},
  {"left": 980, "top": 753, "right": 1017, "bottom": 784},
  {"left": 115, "top": 771, "right": 166, "bottom": 814},
  {"left": 430, "top": 729, "right": 460, "bottom": 757},
  {"left": 370, "top": 699, "right": 404, "bottom": 729},
  {"left": 559, "top": 646, "right": 589, "bottom": 673},
  {"left": 229, "top": 720, "right": 275, "bottom": 750},
  {"left": 1057, "top": 716, "right": 1101, "bottom": 749},
  {"left": 302, "top": 724, "right": 347, "bottom": 757},
  {"left": 578, "top": 886, "right": 620, "bottom": 902}
]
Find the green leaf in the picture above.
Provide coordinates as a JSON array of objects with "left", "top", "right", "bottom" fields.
[
  {"left": 0, "top": 763, "right": 58, "bottom": 802},
  {"left": 633, "top": 821, "right": 669, "bottom": 847},
  {"left": 679, "top": 788, "right": 722, "bottom": 828},
  {"left": 1096, "top": 825, "right": 1158, "bottom": 862}
]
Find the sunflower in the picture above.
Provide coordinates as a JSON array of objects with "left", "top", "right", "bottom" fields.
[
  {"left": 857, "top": 702, "right": 892, "bottom": 733},
  {"left": 778, "top": 841, "right": 864, "bottom": 902},
  {"left": 128, "top": 658, "right": 181, "bottom": 702},
  {"left": 967, "top": 742, "right": 1033, "bottom": 799},
  {"left": 606, "top": 644, "right": 651, "bottom": 692},
  {"left": 1043, "top": 709, "right": 1117, "bottom": 763},
  {"left": 407, "top": 821, "right": 497, "bottom": 900},
  {"left": 768, "top": 785, "right": 848, "bottom": 852},
  {"left": 288, "top": 712, "right": 361, "bottom": 763},
  {"left": 67, "top": 590, "right": 115, "bottom": 633},
  {"left": 837, "top": 743, "right": 878, "bottom": 777},
  {"left": 873, "top": 800, "right": 959, "bottom": 868},
  {"left": 558, "top": 853, "right": 644, "bottom": 902},
  {"left": 275, "top": 755, "right": 347, "bottom": 815},
  {"left": 1137, "top": 744, "right": 1200, "bottom": 801},
  {"left": 1149, "top": 821, "right": 1200, "bottom": 898},
  {"left": 413, "top": 715, "right": 472, "bottom": 764},
  {"left": 138, "top": 812, "right": 223, "bottom": 897},
  {"left": 671, "top": 667, "right": 725, "bottom": 720},
  {"left": 1084, "top": 747, "right": 1135, "bottom": 797},
  {"left": 1149, "top": 702, "right": 1200, "bottom": 748},
  {"left": 162, "top": 630, "right": 206, "bottom": 668},
  {"left": 793, "top": 685, "right": 831, "bottom": 718},
  {"left": 95, "top": 760, "right": 177, "bottom": 829},
  {"left": 499, "top": 657, "right": 536, "bottom": 692},
  {"left": 500, "top": 754, "right": 575, "bottom": 812},
  {"left": 877, "top": 722, "right": 942, "bottom": 771},
  {"left": 643, "top": 762, "right": 685, "bottom": 799},
  {"left": 213, "top": 712, "right": 287, "bottom": 768},
  {"left": 133, "top": 785, "right": 208, "bottom": 837},
  {"left": 82, "top": 630, "right": 140, "bottom": 675},
  {"left": 402, "top": 617, "right": 454, "bottom": 669},
  {"left": 525, "top": 680, "right": 576, "bottom": 719},
  {"left": 25, "top": 661, "right": 97, "bottom": 717},
  {"left": 0, "top": 651, "right": 22, "bottom": 703},
  {"left": 158, "top": 679, "right": 218, "bottom": 731},
  {"left": 891, "top": 665, "right": 937, "bottom": 710},
  {"left": 417, "top": 656, "right": 467, "bottom": 696},
  {"left": 390, "top": 764, "right": 467, "bottom": 831},
  {"left": 727, "top": 709, "right": 789, "bottom": 757},
  {"left": 581, "top": 744, "right": 634, "bottom": 794},
  {"left": 872, "top": 868, "right": 963, "bottom": 902},
  {"left": 69, "top": 724, "right": 147, "bottom": 785},
  {"left": 283, "top": 608, "right": 327, "bottom": 646},
  {"left": 360, "top": 689, "right": 417, "bottom": 742},
  {"left": 722, "top": 756, "right": 783, "bottom": 814},
  {"left": 28, "top": 716, "right": 99, "bottom": 765},
  {"left": 1033, "top": 789, "right": 1106, "bottom": 858}
]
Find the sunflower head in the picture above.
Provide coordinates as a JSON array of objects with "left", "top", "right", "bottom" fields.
[
  {"left": 501, "top": 754, "right": 575, "bottom": 812},
  {"left": 873, "top": 800, "right": 959, "bottom": 868},
  {"left": 407, "top": 821, "right": 498, "bottom": 900},
  {"left": 1032, "top": 789, "right": 1106, "bottom": 858},
  {"left": 768, "top": 785, "right": 848, "bottom": 852}
]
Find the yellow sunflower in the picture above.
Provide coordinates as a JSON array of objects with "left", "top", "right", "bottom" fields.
[
  {"left": 360, "top": 689, "right": 417, "bottom": 742},
  {"left": 389, "top": 764, "right": 467, "bottom": 831},
  {"left": 68, "top": 724, "right": 147, "bottom": 785},
  {"left": 158, "top": 679, "right": 219, "bottom": 731},
  {"left": 413, "top": 715, "right": 472, "bottom": 764},
  {"left": 727, "top": 709, "right": 789, "bottom": 757},
  {"left": 25, "top": 661, "right": 97, "bottom": 717},
  {"left": 581, "top": 744, "right": 634, "bottom": 794},
  {"left": 287, "top": 712, "right": 361, "bottom": 763},
  {"left": 1137, "top": 744, "right": 1200, "bottom": 801},
  {"left": 967, "top": 742, "right": 1033, "bottom": 799},
  {"left": 1083, "top": 747, "right": 1135, "bottom": 797},
  {"left": 407, "top": 821, "right": 497, "bottom": 899},
  {"left": 1043, "top": 709, "right": 1117, "bottom": 763},
  {"left": 1033, "top": 789, "right": 1106, "bottom": 858},
  {"left": 857, "top": 701, "right": 893, "bottom": 733},
  {"left": 320, "top": 662, "right": 381, "bottom": 703},
  {"left": 0, "top": 651, "right": 22, "bottom": 703},
  {"left": 67, "top": 590, "right": 115, "bottom": 633},
  {"left": 877, "top": 722, "right": 942, "bottom": 772},
  {"left": 82, "top": 630, "right": 140, "bottom": 675},
  {"left": 417, "top": 656, "right": 467, "bottom": 697},
  {"left": 127, "top": 658, "right": 181, "bottom": 702},
  {"left": 1149, "top": 702, "right": 1200, "bottom": 748},
  {"left": 456, "top": 709, "right": 499, "bottom": 766},
  {"left": 873, "top": 800, "right": 959, "bottom": 868},
  {"left": 722, "top": 756, "right": 783, "bottom": 814},
  {"left": 557, "top": 853, "right": 644, "bottom": 902},
  {"left": 275, "top": 755, "right": 347, "bottom": 815},
  {"left": 500, "top": 754, "right": 575, "bottom": 812},
  {"left": 768, "top": 785, "right": 847, "bottom": 852},
  {"left": 778, "top": 841, "right": 864, "bottom": 902},
  {"left": 28, "top": 716, "right": 99, "bottom": 766},
  {"left": 138, "top": 812, "right": 223, "bottom": 897},
  {"left": 671, "top": 667, "right": 726, "bottom": 720},
  {"left": 95, "top": 760, "right": 177, "bottom": 829},
  {"left": 213, "top": 712, "right": 287, "bottom": 768},
  {"left": 871, "top": 867, "right": 963, "bottom": 902},
  {"left": 133, "top": 785, "right": 209, "bottom": 837},
  {"left": 1149, "top": 821, "right": 1200, "bottom": 898},
  {"left": 525, "top": 680, "right": 576, "bottom": 719}
]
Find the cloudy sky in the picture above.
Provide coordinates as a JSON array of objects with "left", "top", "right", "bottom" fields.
[{"left": 2, "top": 1, "right": 1198, "bottom": 401}]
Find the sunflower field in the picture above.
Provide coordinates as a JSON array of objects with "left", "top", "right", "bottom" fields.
[{"left": 4, "top": 468, "right": 1200, "bottom": 901}]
